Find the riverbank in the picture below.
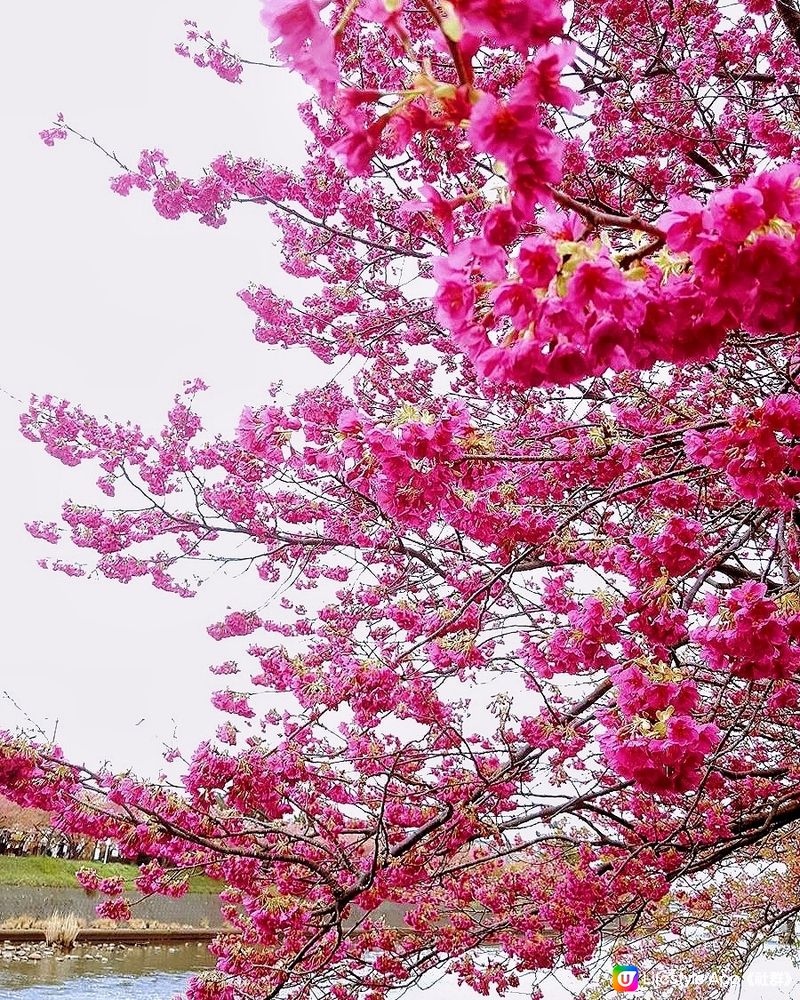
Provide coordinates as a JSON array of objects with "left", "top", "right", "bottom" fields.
[
  {"left": 2, "top": 940, "right": 127, "bottom": 964},
  {"left": 0, "top": 856, "right": 218, "bottom": 892},
  {"left": 1, "top": 929, "right": 230, "bottom": 970},
  {"left": 1, "top": 927, "right": 230, "bottom": 946},
  {"left": 0, "top": 883, "right": 225, "bottom": 926}
]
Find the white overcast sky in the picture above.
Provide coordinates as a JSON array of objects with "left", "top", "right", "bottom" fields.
[{"left": 1, "top": 2, "right": 322, "bottom": 777}]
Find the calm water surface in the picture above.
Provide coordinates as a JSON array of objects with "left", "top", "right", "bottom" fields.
[{"left": 0, "top": 942, "right": 215, "bottom": 998}]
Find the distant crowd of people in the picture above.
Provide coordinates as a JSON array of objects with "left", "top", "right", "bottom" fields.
[{"left": 0, "top": 826, "right": 118, "bottom": 861}]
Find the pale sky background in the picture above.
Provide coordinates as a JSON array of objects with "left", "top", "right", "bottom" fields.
[
  {"left": 0, "top": 5, "right": 795, "bottom": 998},
  {"left": 1, "top": 2, "right": 321, "bottom": 777}
]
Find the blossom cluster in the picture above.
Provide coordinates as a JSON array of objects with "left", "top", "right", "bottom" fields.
[
  {"left": 686, "top": 394, "right": 800, "bottom": 511},
  {"left": 335, "top": 400, "right": 490, "bottom": 529},
  {"left": 600, "top": 666, "right": 721, "bottom": 794},
  {"left": 175, "top": 22, "right": 244, "bottom": 84},
  {"left": 437, "top": 166, "right": 800, "bottom": 387},
  {"left": 694, "top": 582, "right": 800, "bottom": 681}
]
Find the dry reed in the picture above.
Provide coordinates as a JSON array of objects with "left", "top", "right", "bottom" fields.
[{"left": 43, "top": 910, "right": 80, "bottom": 951}]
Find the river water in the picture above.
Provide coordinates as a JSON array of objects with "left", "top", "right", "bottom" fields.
[
  {"left": 0, "top": 942, "right": 215, "bottom": 998},
  {"left": 1, "top": 941, "right": 798, "bottom": 999}
]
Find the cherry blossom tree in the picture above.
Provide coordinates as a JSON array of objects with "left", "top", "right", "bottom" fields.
[{"left": 5, "top": 1, "right": 800, "bottom": 997}]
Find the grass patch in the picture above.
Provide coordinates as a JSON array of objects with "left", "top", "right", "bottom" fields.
[{"left": 0, "top": 856, "right": 219, "bottom": 893}]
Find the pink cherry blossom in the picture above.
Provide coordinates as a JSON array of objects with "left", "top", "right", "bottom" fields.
[
  {"left": 259, "top": 0, "right": 338, "bottom": 98},
  {"left": 16, "top": 1, "right": 800, "bottom": 995}
]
